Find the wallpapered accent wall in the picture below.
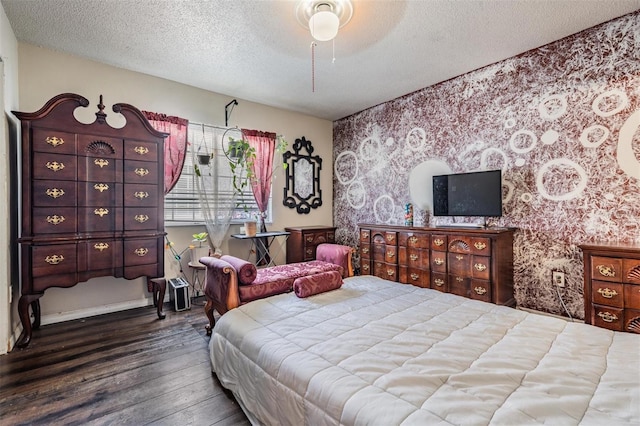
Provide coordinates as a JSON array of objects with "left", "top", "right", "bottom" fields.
[{"left": 332, "top": 12, "right": 640, "bottom": 319}]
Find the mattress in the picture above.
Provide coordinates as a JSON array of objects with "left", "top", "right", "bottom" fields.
[{"left": 209, "top": 275, "right": 640, "bottom": 425}]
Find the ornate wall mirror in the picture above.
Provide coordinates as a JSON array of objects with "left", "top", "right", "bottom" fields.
[{"left": 283, "top": 136, "right": 322, "bottom": 214}]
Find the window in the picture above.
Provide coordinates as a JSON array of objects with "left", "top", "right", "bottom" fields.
[{"left": 164, "top": 122, "right": 271, "bottom": 226}]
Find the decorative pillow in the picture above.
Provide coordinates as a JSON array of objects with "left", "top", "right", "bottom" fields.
[
  {"left": 220, "top": 255, "right": 257, "bottom": 285},
  {"left": 293, "top": 270, "right": 343, "bottom": 298}
]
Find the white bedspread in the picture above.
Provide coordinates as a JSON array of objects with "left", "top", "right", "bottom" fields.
[{"left": 210, "top": 275, "right": 640, "bottom": 425}]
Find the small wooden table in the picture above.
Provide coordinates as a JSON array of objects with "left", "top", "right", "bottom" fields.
[{"left": 231, "top": 231, "right": 290, "bottom": 267}]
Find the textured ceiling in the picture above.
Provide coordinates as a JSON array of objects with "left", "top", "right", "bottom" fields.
[{"left": 2, "top": 0, "right": 639, "bottom": 121}]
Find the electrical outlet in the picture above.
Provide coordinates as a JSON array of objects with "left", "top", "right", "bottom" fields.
[{"left": 552, "top": 271, "right": 565, "bottom": 288}]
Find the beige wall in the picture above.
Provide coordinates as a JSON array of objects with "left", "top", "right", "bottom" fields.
[
  {"left": 0, "top": 3, "right": 20, "bottom": 354},
  {"left": 16, "top": 43, "right": 334, "bottom": 324}
]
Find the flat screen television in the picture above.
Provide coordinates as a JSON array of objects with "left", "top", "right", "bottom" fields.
[{"left": 432, "top": 170, "right": 502, "bottom": 217}]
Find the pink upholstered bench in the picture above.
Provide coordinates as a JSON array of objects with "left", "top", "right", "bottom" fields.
[{"left": 201, "top": 244, "right": 353, "bottom": 335}]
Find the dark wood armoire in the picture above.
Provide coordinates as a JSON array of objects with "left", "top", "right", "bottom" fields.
[{"left": 13, "top": 93, "right": 167, "bottom": 348}]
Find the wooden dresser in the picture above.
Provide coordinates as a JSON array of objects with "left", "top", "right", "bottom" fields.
[
  {"left": 580, "top": 243, "right": 640, "bottom": 333},
  {"left": 13, "top": 93, "right": 168, "bottom": 347},
  {"left": 359, "top": 224, "right": 515, "bottom": 306},
  {"left": 285, "top": 226, "right": 336, "bottom": 264}
]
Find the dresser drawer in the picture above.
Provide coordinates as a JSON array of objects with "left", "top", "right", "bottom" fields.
[
  {"left": 449, "top": 275, "right": 468, "bottom": 297},
  {"left": 399, "top": 232, "right": 429, "bottom": 249},
  {"left": 592, "top": 281, "right": 624, "bottom": 308},
  {"left": 33, "top": 180, "right": 76, "bottom": 207},
  {"left": 32, "top": 128, "right": 76, "bottom": 154},
  {"left": 399, "top": 247, "right": 429, "bottom": 269},
  {"left": 124, "top": 238, "right": 159, "bottom": 266},
  {"left": 360, "top": 244, "right": 371, "bottom": 260},
  {"left": 470, "top": 280, "right": 491, "bottom": 302},
  {"left": 623, "top": 259, "right": 640, "bottom": 284},
  {"left": 123, "top": 184, "right": 158, "bottom": 207},
  {"left": 78, "top": 182, "right": 120, "bottom": 207},
  {"left": 592, "top": 304, "right": 624, "bottom": 331},
  {"left": 374, "top": 261, "right": 396, "bottom": 281},
  {"left": 360, "top": 258, "right": 372, "bottom": 275},
  {"left": 431, "top": 235, "right": 447, "bottom": 251},
  {"left": 431, "top": 272, "right": 448, "bottom": 292},
  {"left": 78, "top": 207, "right": 121, "bottom": 232},
  {"left": 360, "top": 229, "right": 371, "bottom": 244},
  {"left": 32, "top": 244, "right": 77, "bottom": 277},
  {"left": 448, "top": 252, "right": 470, "bottom": 276},
  {"left": 33, "top": 208, "right": 77, "bottom": 234},
  {"left": 431, "top": 251, "right": 447, "bottom": 272},
  {"left": 624, "top": 284, "right": 640, "bottom": 309},
  {"left": 400, "top": 267, "right": 429, "bottom": 288},
  {"left": 78, "top": 155, "right": 118, "bottom": 182},
  {"left": 78, "top": 135, "right": 123, "bottom": 159},
  {"left": 79, "top": 239, "right": 121, "bottom": 271},
  {"left": 470, "top": 237, "right": 491, "bottom": 255},
  {"left": 303, "top": 231, "right": 331, "bottom": 246},
  {"left": 124, "top": 140, "right": 158, "bottom": 161},
  {"left": 471, "top": 256, "right": 491, "bottom": 280},
  {"left": 33, "top": 152, "right": 77, "bottom": 181},
  {"left": 123, "top": 208, "right": 158, "bottom": 230},
  {"left": 591, "top": 256, "right": 623, "bottom": 282},
  {"left": 124, "top": 160, "right": 158, "bottom": 184}
]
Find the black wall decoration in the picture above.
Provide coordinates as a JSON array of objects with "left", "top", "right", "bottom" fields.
[{"left": 283, "top": 137, "right": 322, "bottom": 214}]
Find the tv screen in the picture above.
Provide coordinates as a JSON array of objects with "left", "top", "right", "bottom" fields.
[{"left": 432, "top": 170, "right": 502, "bottom": 217}]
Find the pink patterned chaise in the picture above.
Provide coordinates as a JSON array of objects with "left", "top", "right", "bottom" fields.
[{"left": 201, "top": 244, "right": 353, "bottom": 335}]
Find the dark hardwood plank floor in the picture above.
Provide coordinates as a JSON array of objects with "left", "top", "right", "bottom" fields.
[{"left": 0, "top": 297, "right": 250, "bottom": 426}]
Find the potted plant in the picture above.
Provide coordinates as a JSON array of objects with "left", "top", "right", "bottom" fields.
[{"left": 190, "top": 232, "right": 210, "bottom": 266}]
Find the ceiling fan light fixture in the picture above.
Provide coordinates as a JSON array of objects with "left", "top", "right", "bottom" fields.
[
  {"left": 309, "top": 7, "right": 340, "bottom": 41},
  {"left": 296, "top": 0, "right": 353, "bottom": 42}
]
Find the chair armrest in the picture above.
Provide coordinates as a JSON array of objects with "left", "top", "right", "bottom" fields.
[
  {"left": 200, "top": 256, "right": 240, "bottom": 315},
  {"left": 316, "top": 244, "right": 355, "bottom": 278}
]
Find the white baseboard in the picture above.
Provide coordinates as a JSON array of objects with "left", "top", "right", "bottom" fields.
[
  {"left": 517, "top": 306, "right": 583, "bottom": 323},
  {"left": 40, "top": 296, "right": 157, "bottom": 326}
]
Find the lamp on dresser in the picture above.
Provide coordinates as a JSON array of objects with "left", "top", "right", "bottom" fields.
[{"left": 13, "top": 93, "right": 168, "bottom": 348}]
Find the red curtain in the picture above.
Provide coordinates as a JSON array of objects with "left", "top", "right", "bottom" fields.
[
  {"left": 142, "top": 111, "right": 189, "bottom": 194},
  {"left": 243, "top": 129, "right": 276, "bottom": 232}
]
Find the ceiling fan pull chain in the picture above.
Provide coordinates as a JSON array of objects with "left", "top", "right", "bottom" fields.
[
  {"left": 311, "top": 41, "right": 317, "bottom": 92},
  {"left": 332, "top": 38, "right": 336, "bottom": 64}
]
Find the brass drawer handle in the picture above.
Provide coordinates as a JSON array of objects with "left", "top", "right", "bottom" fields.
[
  {"left": 45, "top": 254, "right": 64, "bottom": 265},
  {"left": 134, "top": 168, "right": 149, "bottom": 177},
  {"left": 94, "top": 183, "right": 109, "bottom": 192},
  {"left": 434, "top": 278, "right": 444, "bottom": 287},
  {"left": 474, "top": 242, "right": 487, "bottom": 250},
  {"left": 306, "top": 236, "right": 314, "bottom": 243},
  {"left": 597, "top": 288, "right": 618, "bottom": 299},
  {"left": 597, "top": 311, "right": 618, "bottom": 323},
  {"left": 410, "top": 273, "right": 419, "bottom": 281},
  {"left": 474, "top": 286, "right": 487, "bottom": 295},
  {"left": 409, "top": 236, "right": 418, "bottom": 244},
  {"left": 134, "top": 191, "right": 149, "bottom": 199},
  {"left": 94, "top": 242, "right": 109, "bottom": 251},
  {"left": 456, "top": 276, "right": 464, "bottom": 282},
  {"left": 434, "top": 238, "right": 444, "bottom": 246},
  {"left": 46, "top": 161, "right": 65, "bottom": 172},
  {"left": 362, "top": 247, "right": 369, "bottom": 254},
  {"left": 597, "top": 265, "right": 616, "bottom": 278},
  {"left": 134, "top": 214, "right": 149, "bottom": 223},
  {"left": 409, "top": 254, "right": 419, "bottom": 261},
  {"left": 434, "top": 258, "right": 444, "bottom": 265},
  {"left": 362, "top": 264, "right": 369, "bottom": 271},
  {"left": 387, "top": 269, "right": 395, "bottom": 276},
  {"left": 386, "top": 251, "right": 395, "bottom": 259},
  {"left": 46, "top": 215, "right": 65, "bottom": 225},
  {"left": 474, "top": 263, "right": 487, "bottom": 272},
  {"left": 134, "top": 247, "right": 149, "bottom": 257},
  {"left": 94, "top": 158, "right": 109, "bottom": 168},
  {"left": 94, "top": 208, "right": 109, "bottom": 217},
  {"left": 134, "top": 146, "right": 149, "bottom": 155},
  {"left": 386, "top": 234, "right": 394, "bottom": 243},
  {"left": 46, "top": 136, "right": 64, "bottom": 147},
  {"left": 46, "top": 188, "right": 65, "bottom": 198},
  {"left": 455, "top": 255, "right": 464, "bottom": 260},
  {"left": 362, "top": 231, "right": 369, "bottom": 239},
  {"left": 305, "top": 248, "right": 313, "bottom": 255}
]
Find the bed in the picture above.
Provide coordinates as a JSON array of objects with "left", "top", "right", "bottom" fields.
[{"left": 209, "top": 275, "right": 640, "bottom": 425}]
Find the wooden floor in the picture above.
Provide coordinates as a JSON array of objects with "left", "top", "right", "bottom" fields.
[{"left": 0, "top": 297, "right": 250, "bottom": 426}]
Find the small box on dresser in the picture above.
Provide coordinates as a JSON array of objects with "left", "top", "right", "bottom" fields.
[{"left": 580, "top": 243, "right": 640, "bottom": 333}]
